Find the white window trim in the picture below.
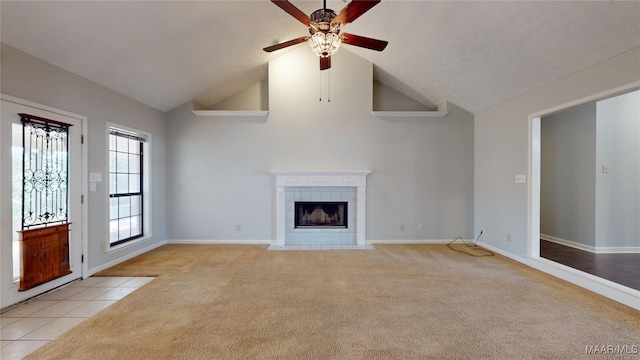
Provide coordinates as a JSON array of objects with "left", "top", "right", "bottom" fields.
[{"left": 105, "top": 122, "right": 152, "bottom": 252}]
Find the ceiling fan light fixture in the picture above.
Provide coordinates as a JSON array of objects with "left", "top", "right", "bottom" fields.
[
  {"left": 265, "top": 0, "right": 387, "bottom": 70},
  {"left": 308, "top": 32, "right": 341, "bottom": 58}
]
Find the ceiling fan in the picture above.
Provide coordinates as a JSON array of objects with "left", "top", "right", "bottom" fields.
[{"left": 263, "top": 0, "right": 388, "bottom": 71}]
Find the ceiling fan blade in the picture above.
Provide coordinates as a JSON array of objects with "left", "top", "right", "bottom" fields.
[
  {"left": 332, "top": 0, "right": 381, "bottom": 25},
  {"left": 320, "top": 56, "right": 331, "bottom": 70},
  {"left": 263, "top": 36, "right": 309, "bottom": 53},
  {"left": 341, "top": 33, "right": 388, "bottom": 51},
  {"left": 271, "top": 0, "right": 310, "bottom": 26}
]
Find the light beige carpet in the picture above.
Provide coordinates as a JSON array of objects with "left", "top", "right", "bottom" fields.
[{"left": 27, "top": 244, "right": 639, "bottom": 359}]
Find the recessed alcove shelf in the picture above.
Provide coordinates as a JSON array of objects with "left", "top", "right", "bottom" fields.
[
  {"left": 191, "top": 110, "right": 269, "bottom": 117},
  {"left": 190, "top": 77, "right": 268, "bottom": 117},
  {"left": 372, "top": 110, "right": 448, "bottom": 118},
  {"left": 371, "top": 79, "right": 450, "bottom": 118},
  {"left": 372, "top": 101, "right": 449, "bottom": 119}
]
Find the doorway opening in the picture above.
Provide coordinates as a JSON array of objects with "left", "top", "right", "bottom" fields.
[{"left": 528, "top": 84, "right": 640, "bottom": 299}]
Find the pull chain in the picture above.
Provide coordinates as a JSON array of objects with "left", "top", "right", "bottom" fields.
[
  {"left": 318, "top": 68, "right": 331, "bottom": 102},
  {"left": 319, "top": 70, "right": 322, "bottom": 102},
  {"left": 327, "top": 69, "right": 331, "bottom": 103}
]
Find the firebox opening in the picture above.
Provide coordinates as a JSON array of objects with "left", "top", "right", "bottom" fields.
[{"left": 295, "top": 202, "right": 348, "bottom": 228}]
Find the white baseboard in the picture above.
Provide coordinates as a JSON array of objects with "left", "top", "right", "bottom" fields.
[
  {"left": 167, "top": 239, "right": 468, "bottom": 246},
  {"left": 594, "top": 246, "right": 640, "bottom": 254},
  {"left": 476, "top": 241, "right": 640, "bottom": 311},
  {"left": 166, "top": 239, "right": 272, "bottom": 245},
  {"left": 367, "top": 239, "right": 457, "bottom": 245},
  {"left": 541, "top": 234, "right": 640, "bottom": 254},
  {"left": 87, "top": 239, "right": 167, "bottom": 276},
  {"left": 540, "top": 234, "right": 596, "bottom": 252}
]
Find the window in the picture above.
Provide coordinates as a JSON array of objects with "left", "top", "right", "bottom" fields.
[
  {"left": 109, "top": 126, "right": 147, "bottom": 247},
  {"left": 20, "top": 115, "right": 71, "bottom": 229}
]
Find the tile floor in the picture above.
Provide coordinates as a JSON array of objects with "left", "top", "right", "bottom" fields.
[{"left": 1, "top": 276, "right": 154, "bottom": 360}]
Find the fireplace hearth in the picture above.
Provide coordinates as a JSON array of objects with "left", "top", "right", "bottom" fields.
[{"left": 295, "top": 202, "right": 347, "bottom": 228}]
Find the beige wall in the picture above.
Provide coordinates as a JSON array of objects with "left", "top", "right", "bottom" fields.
[
  {"left": 165, "top": 46, "right": 475, "bottom": 242},
  {"left": 475, "top": 47, "right": 640, "bottom": 258},
  {"left": 0, "top": 44, "right": 167, "bottom": 277}
]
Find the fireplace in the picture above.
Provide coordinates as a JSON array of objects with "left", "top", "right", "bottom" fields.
[
  {"left": 295, "top": 202, "right": 347, "bottom": 228},
  {"left": 272, "top": 170, "right": 371, "bottom": 246}
]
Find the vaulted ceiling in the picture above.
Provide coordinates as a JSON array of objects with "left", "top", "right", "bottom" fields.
[{"left": 2, "top": 1, "right": 639, "bottom": 113}]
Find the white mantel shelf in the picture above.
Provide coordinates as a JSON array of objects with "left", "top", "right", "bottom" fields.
[
  {"left": 272, "top": 170, "right": 372, "bottom": 246},
  {"left": 272, "top": 170, "right": 372, "bottom": 187}
]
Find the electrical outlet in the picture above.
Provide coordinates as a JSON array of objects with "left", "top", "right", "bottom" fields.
[
  {"left": 419, "top": 224, "right": 424, "bottom": 231},
  {"left": 99, "top": 242, "right": 106, "bottom": 252},
  {"left": 506, "top": 233, "right": 512, "bottom": 242},
  {"left": 399, "top": 224, "right": 405, "bottom": 231},
  {"left": 235, "top": 224, "right": 241, "bottom": 231}
]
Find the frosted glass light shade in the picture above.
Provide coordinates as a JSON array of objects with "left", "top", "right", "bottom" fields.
[{"left": 308, "top": 32, "right": 341, "bottom": 57}]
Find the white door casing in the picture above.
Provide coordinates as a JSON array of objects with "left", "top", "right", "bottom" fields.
[{"left": 1, "top": 94, "right": 87, "bottom": 309}]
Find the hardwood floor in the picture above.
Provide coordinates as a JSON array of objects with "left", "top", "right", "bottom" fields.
[{"left": 540, "top": 240, "right": 640, "bottom": 291}]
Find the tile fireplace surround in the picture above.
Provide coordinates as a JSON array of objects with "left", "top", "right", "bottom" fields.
[{"left": 272, "top": 170, "right": 372, "bottom": 246}]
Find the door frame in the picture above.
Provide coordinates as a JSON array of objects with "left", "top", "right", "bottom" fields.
[
  {"left": 1, "top": 93, "right": 88, "bottom": 308},
  {"left": 526, "top": 81, "right": 640, "bottom": 310}
]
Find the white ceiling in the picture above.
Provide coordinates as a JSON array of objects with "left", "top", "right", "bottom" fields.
[{"left": 1, "top": 1, "right": 639, "bottom": 113}]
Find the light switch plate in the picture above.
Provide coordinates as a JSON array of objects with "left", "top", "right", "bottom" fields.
[{"left": 89, "top": 172, "right": 103, "bottom": 182}]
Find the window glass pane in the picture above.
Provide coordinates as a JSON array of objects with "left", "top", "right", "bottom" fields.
[
  {"left": 116, "top": 136, "right": 129, "bottom": 152},
  {"left": 109, "top": 220, "right": 119, "bottom": 243},
  {"left": 109, "top": 151, "right": 117, "bottom": 174},
  {"left": 110, "top": 197, "right": 119, "bottom": 220},
  {"left": 130, "top": 195, "right": 141, "bottom": 215},
  {"left": 118, "top": 197, "right": 131, "bottom": 218},
  {"left": 118, "top": 217, "right": 131, "bottom": 240},
  {"left": 129, "top": 215, "right": 142, "bottom": 237},
  {"left": 129, "top": 139, "right": 140, "bottom": 153},
  {"left": 20, "top": 118, "right": 69, "bottom": 230},
  {"left": 129, "top": 174, "right": 140, "bottom": 193},
  {"left": 116, "top": 174, "right": 129, "bottom": 194},
  {"left": 109, "top": 134, "right": 116, "bottom": 151},
  {"left": 129, "top": 154, "right": 141, "bottom": 174},
  {"left": 109, "top": 173, "right": 117, "bottom": 195},
  {"left": 116, "top": 152, "right": 129, "bottom": 173}
]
